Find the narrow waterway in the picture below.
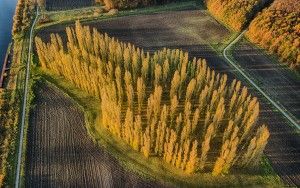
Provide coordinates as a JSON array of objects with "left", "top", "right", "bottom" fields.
[{"left": 0, "top": 0, "right": 17, "bottom": 72}]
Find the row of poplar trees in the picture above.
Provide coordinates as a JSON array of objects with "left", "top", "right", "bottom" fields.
[
  {"left": 97, "top": 0, "right": 176, "bottom": 10},
  {"left": 205, "top": 0, "right": 272, "bottom": 31},
  {"left": 247, "top": 0, "right": 300, "bottom": 71},
  {"left": 35, "top": 21, "right": 270, "bottom": 175}
]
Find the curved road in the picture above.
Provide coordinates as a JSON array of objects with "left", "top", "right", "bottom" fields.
[
  {"left": 223, "top": 31, "right": 299, "bottom": 130},
  {"left": 15, "top": 6, "right": 39, "bottom": 188}
]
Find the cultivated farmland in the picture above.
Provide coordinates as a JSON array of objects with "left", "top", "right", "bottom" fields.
[
  {"left": 232, "top": 39, "right": 300, "bottom": 119},
  {"left": 26, "top": 83, "right": 166, "bottom": 187},
  {"left": 45, "top": 0, "right": 94, "bottom": 11},
  {"left": 37, "top": 10, "right": 231, "bottom": 72},
  {"left": 37, "top": 9, "right": 300, "bottom": 186}
]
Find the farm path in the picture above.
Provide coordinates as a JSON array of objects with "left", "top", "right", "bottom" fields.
[
  {"left": 224, "top": 31, "right": 300, "bottom": 186},
  {"left": 232, "top": 39, "right": 300, "bottom": 123},
  {"left": 15, "top": 6, "right": 39, "bottom": 188},
  {"left": 25, "top": 84, "right": 167, "bottom": 188}
]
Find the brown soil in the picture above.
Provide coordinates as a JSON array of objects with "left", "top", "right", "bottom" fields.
[
  {"left": 45, "top": 0, "right": 94, "bottom": 11},
  {"left": 25, "top": 84, "right": 167, "bottom": 187}
]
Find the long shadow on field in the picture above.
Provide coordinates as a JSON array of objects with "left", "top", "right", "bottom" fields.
[
  {"left": 26, "top": 83, "right": 167, "bottom": 188},
  {"left": 45, "top": 0, "right": 94, "bottom": 11},
  {"left": 36, "top": 9, "right": 300, "bottom": 186},
  {"left": 233, "top": 40, "right": 300, "bottom": 119}
]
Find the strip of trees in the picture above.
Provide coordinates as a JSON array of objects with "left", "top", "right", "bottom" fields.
[
  {"left": 35, "top": 21, "right": 270, "bottom": 175},
  {"left": 205, "top": 0, "right": 272, "bottom": 31},
  {"left": 12, "top": 0, "right": 33, "bottom": 37},
  {"left": 247, "top": 0, "right": 300, "bottom": 71},
  {"left": 0, "top": 89, "right": 19, "bottom": 186},
  {"left": 97, "top": 0, "right": 176, "bottom": 10}
]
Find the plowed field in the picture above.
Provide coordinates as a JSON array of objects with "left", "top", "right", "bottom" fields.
[
  {"left": 45, "top": 0, "right": 94, "bottom": 11},
  {"left": 25, "top": 84, "right": 166, "bottom": 187}
]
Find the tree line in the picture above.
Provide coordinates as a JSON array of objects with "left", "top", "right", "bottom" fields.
[
  {"left": 12, "top": 0, "right": 34, "bottom": 37},
  {"left": 35, "top": 21, "right": 270, "bottom": 175},
  {"left": 0, "top": 89, "right": 19, "bottom": 186},
  {"left": 205, "top": 0, "right": 272, "bottom": 31},
  {"left": 247, "top": 0, "right": 300, "bottom": 71},
  {"left": 96, "top": 0, "right": 176, "bottom": 10}
]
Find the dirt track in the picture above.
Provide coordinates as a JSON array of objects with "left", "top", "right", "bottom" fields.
[
  {"left": 25, "top": 84, "right": 166, "bottom": 187},
  {"left": 37, "top": 10, "right": 300, "bottom": 186}
]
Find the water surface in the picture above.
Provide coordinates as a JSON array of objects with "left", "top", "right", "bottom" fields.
[{"left": 0, "top": 0, "right": 17, "bottom": 72}]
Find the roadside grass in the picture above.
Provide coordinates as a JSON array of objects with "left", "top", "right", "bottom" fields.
[
  {"left": 30, "top": 65, "right": 284, "bottom": 187},
  {"left": 6, "top": 8, "right": 39, "bottom": 185},
  {"left": 36, "top": 0, "right": 200, "bottom": 30},
  {"left": 210, "top": 32, "right": 239, "bottom": 53},
  {"left": 1, "top": 32, "right": 31, "bottom": 187},
  {"left": 8, "top": 36, "right": 29, "bottom": 187}
]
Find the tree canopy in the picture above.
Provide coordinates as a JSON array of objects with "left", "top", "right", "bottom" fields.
[
  {"left": 205, "top": 0, "right": 272, "bottom": 31},
  {"left": 12, "top": 0, "right": 33, "bottom": 36},
  {"left": 247, "top": 0, "right": 300, "bottom": 71}
]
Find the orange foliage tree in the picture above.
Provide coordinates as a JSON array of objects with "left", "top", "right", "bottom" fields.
[
  {"left": 205, "top": 0, "right": 272, "bottom": 31},
  {"left": 247, "top": 0, "right": 300, "bottom": 71}
]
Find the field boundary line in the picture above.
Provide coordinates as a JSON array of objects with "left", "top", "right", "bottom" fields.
[
  {"left": 223, "top": 31, "right": 300, "bottom": 130},
  {"left": 15, "top": 6, "right": 39, "bottom": 188}
]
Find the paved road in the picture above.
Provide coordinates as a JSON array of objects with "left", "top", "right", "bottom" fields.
[{"left": 15, "top": 6, "right": 39, "bottom": 188}]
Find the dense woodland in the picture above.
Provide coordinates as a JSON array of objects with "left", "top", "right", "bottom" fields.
[
  {"left": 35, "top": 21, "right": 269, "bottom": 175},
  {"left": 12, "top": 0, "right": 34, "bottom": 36},
  {"left": 205, "top": 0, "right": 272, "bottom": 31},
  {"left": 247, "top": 0, "right": 300, "bottom": 71}
]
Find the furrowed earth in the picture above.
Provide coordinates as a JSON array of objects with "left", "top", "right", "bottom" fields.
[
  {"left": 26, "top": 83, "right": 167, "bottom": 187},
  {"left": 45, "top": 0, "right": 95, "bottom": 11}
]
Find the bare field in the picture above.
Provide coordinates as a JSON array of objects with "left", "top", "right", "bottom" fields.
[
  {"left": 232, "top": 39, "right": 300, "bottom": 186},
  {"left": 37, "top": 10, "right": 231, "bottom": 73},
  {"left": 36, "top": 10, "right": 300, "bottom": 186},
  {"left": 45, "top": 0, "right": 94, "bottom": 11},
  {"left": 25, "top": 83, "right": 166, "bottom": 187},
  {"left": 233, "top": 39, "right": 300, "bottom": 119}
]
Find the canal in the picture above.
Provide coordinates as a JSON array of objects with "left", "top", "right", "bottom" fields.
[{"left": 0, "top": 0, "right": 17, "bottom": 73}]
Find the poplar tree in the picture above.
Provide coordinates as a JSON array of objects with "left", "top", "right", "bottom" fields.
[
  {"left": 199, "top": 123, "right": 214, "bottom": 170},
  {"left": 137, "top": 77, "right": 146, "bottom": 113},
  {"left": 242, "top": 125, "right": 270, "bottom": 166},
  {"left": 185, "top": 140, "right": 199, "bottom": 174}
]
